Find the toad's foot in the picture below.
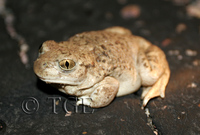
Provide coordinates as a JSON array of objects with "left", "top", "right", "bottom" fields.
[
  {"left": 77, "top": 96, "right": 91, "bottom": 106},
  {"left": 77, "top": 76, "right": 119, "bottom": 108},
  {"left": 141, "top": 70, "right": 170, "bottom": 108},
  {"left": 138, "top": 41, "right": 170, "bottom": 108}
]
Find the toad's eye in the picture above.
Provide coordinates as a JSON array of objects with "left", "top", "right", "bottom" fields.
[{"left": 59, "top": 59, "right": 76, "bottom": 70}]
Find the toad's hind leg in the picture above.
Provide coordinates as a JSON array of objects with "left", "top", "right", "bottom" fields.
[{"left": 137, "top": 39, "right": 170, "bottom": 108}]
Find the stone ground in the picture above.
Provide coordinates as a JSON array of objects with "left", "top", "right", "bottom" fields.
[{"left": 0, "top": 0, "right": 200, "bottom": 134}]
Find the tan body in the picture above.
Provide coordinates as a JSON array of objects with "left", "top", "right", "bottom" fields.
[{"left": 34, "top": 27, "right": 170, "bottom": 108}]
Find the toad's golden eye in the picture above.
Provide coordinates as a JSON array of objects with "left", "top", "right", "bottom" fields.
[{"left": 59, "top": 59, "right": 76, "bottom": 70}]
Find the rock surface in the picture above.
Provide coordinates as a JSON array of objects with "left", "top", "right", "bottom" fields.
[{"left": 0, "top": 0, "right": 200, "bottom": 134}]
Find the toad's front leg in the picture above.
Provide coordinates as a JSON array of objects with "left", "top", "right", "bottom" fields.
[{"left": 77, "top": 76, "right": 119, "bottom": 108}]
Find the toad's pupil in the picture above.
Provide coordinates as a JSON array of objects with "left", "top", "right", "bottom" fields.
[{"left": 65, "top": 61, "right": 69, "bottom": 68}]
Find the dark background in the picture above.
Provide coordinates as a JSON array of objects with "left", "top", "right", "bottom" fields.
[{"left": 0, "top": 0, "right": 200, "bottom": 134}]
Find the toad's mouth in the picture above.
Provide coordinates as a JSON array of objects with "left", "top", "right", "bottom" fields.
[
  {"left": 38, "top": 76, "right": 97, "bottom": 91},
  {"left": 50, "top": 83, "right": 68, "bottom": 89},
  {"left": 38, "top": 77, "right": 81, "bottom": 86}
]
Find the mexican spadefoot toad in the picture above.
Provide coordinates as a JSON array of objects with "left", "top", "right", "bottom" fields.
[{"left": 34, "top": 27, "right": 170, "bottom": 108}]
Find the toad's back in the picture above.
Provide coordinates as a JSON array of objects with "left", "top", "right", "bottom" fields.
[{"left": 65, "top": 29, "right": 140, "bottom": 77}]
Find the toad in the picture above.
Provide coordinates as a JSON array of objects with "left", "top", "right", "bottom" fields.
[{"left": 34, "top": 27, "right": 170, "bottom": 108}]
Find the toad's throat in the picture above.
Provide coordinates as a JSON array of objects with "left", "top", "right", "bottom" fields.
[{"left": 50, "top": 82, "right": 95, "bottom": 97}]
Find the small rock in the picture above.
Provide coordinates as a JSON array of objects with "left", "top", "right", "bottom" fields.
[
  {"left": 121, "top": 4, "right": 141, "bottom": 19},
  {"left": 145, "top": 108, "right": 150, "bottom": 117},
  {"left": 193, "top": 59, "right": 200, "bottom": 66},
  {"left": 168, "top": 50, "right": 180, "bottom": 55},
  {"left": 161, "top": 38, "right": 172, "bottom": 47},
  {"left": 65, "top": 111, "right": 72, "bottom": 117},
  {"left": 82, "top": 131, "right": 87, "bottom": 134},
  {"left": 120, "top": 118, "right": 125, "bottom": 121},
  {"left": 176, "top": 23, "right": 187, "bottom": 34},
  {"left": 187, "top": 82, "right": 197, "bottom": 88},
  {"left": 56, "top": 100, "right": 59, "bottom": 105},
  {"left": 168, "top": 50, "right": 183, "bottom": 60},
  {"left": 186, "top": 0, "right": 200, "bottom": 18},
  {"left": 162, "top": 105, "right": 167, "bottom": 110},
  {"left": 185, "top": 49, "right": 197, "bottom": 56},
  {"left": 177, "top": 55, "right": 183, "bottom": 60}
]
